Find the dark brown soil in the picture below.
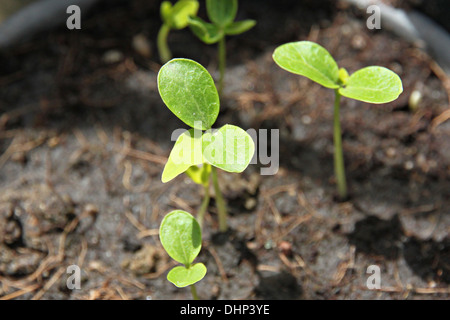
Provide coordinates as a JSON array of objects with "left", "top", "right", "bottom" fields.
[{"left": 0, "top": 0, "right": 449, "bottom": 300}]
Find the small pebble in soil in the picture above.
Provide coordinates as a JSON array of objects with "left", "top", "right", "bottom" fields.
[
  {"left": 132, "top": 33, "right": 152, "bottom": 58},
  {"left": 404, "top": 160, "right": 414, "bottom": 170},
  {"left": 102, "top": 50, "right": 124, "bottom": 64}
]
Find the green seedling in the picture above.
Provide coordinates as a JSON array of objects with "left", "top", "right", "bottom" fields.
[
  {"left": 158, "top": 0, "right": 200, "bottom": 63},
  {"left": 273, "top": 41, "right": 403, "bottom": 200},
  {"left": 158, "top": 58, "right": 255, "bottom": 232},
  {"left": 188, "top": 0, "right": 256, "bottom": 94},
  {"left": 159, "top": 210, "right": 206, "bottom": 299}
]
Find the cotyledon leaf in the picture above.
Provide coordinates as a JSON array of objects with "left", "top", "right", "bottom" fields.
[
  {"left": 188, "top": 16, "right": 223, "bottom": 44},
  {"left": 162, "top": 129, "right": 204, "bottom": 183},
  {"left": 338, "top": 66, "right": 403, "bottom": 103},
  {"left": 202, "top": 124, "right": 255, "bottom": 173},
  {"left": 168, "top": 0, "right": 199, "bottom": 30},
  {"left": 167, "top": 263, "right": 207, "bottom": 288},
  {"left": 273, "top": 41, "right": 340, "bottom": 89},
  {"left": 224, "top": 19, "right": 256, "bottom": 36},
  {"left": 159, "top": 210, "right": 202, "bottom": 266},
  {"left": 158, "top": 58, "right": 220, "bottom": 130},
  {"left": 206, "top": 0, "right": 237, "bottom": 27}
]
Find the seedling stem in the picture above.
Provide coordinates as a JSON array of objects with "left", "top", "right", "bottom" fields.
[
  {"left": 190, "top": 284, "right": 199, "bottom": 300},
  {"left": 197, "top": 179, "right": 211, "bottom": 229},
  {"left": 333, "top": 89, "right": 347, "bottom": 200},
  {"left": 211, "top": 166, "right": 228, "bottom": 232},
  {"left": 158, "top": 23, "right": 172, "bottom": 63},
  {"left": 218, "top": 36, "right": 226, "bottom": 95}
]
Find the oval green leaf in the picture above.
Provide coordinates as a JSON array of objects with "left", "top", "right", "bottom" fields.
[
  {"left": 162, "top": 129, "right": 204, "bottom": 183},
  {"left": 158, "top": 58, "right": 220, "bottom": 130},
  {"left": 202, "top": 124, "right": 255, "bottom": 173},
  {"left": 169, "top": 0, "right": 199, "bottom": 30},
  {"left": 167, "top": 263, "right": 207, "bottom": 288},
  {"left": 188, "top": 16, "right": 223, "bottom": 44},
  {"left": 225, "top": 19, "right": 256, "bottom": 36},
  {"left": 273, "top": 41, "right": 340, "bottom": 89},
  {"left": 338, "top": 66, "right": 403, "bottom": 103},
  {"left": 159, "top": 210, "right": 202, "bottom": 266},
  {"left": 206, "top": 0, "right": 237, "bottom": 27}
]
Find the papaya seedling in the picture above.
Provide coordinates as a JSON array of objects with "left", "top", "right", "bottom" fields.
[
  {"left": 188, "top": 0, "right": 256, "bottom": 94},
  {"left": 158, "top": 58, "right": 255, "bottom": 232},
  {"left": 159, "top": 210, "right": 206, "bottom": 300},
  {"left": 273, "top": 41, "right": 403, "bottom": 200},
  {"left": 158, "top": 0, "right": 200, "bottom": 63}
]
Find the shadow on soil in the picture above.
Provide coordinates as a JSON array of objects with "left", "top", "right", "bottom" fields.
[{"left": 347, "top": 214, "right": 450, "bottom": 284}]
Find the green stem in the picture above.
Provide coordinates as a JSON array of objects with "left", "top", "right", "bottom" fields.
[
  {"left": 197, "top": 181, "right": 210, "bottom": 229},
  {"left": 333, "top": 89, "right": 348, "bottom": 200},
  {"left": 218, "top": 36, "right": 226, "bottom": 96},
  {"left": 190, "top": 284, "right": 200, "bottom": 300},
  {"left": 157, "top": 23, "right": 172, "bottom": 64},
  {"left": 211, "top": 166, "right": 227, "bottom": 232}
]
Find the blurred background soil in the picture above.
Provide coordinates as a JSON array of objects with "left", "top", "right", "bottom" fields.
[{"left": 0, "top": 0, "right": 449, "bottom": 300}]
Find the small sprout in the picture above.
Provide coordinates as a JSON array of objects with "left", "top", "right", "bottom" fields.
[
  {"left": 188, "top": 0, "right": 256, "bottom": 94},
  {"left": 158, "top": 0, "right": 200, "bottom": 63},
  {"left": 273, "top": 41, "right": 403, "bottom": 200},
  {"left": 159, "top": 210, "right": 206, "bottom": 299},
  {"left": 338, "top": 67, "right": 349, "bottom": 86},
  {"left": 185, "top": 164, "right": 211, "bottom": 187},
  {"left": 158, "top": 58, "right": 255, "bottom": 232}
]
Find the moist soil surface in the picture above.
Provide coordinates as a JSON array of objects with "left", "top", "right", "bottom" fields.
[{"left": 0, "top": 0, "right": 449, "bottom": 300}]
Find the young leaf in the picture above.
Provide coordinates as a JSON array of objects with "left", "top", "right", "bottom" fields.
[
  {"left": 338, "top": 67, "right": 349, "bottom": 86},
  {"left": 159, "top": 210, "right": 202, "bottom": 266},
  {"left": 162, "top": 129, "right": 203, "bottom": 183},
  {"left": 202, "top": 124, "right": 255, "bottom": 173},
  {"left": 188, "top": 16, "right": 223, "bottom": 44},
  {"left": 272, "top": 41, "right": 340, "bottom": 89},
  {"left": 206, "top": 0, "right": 237, "bottom": 27},
  {"left": 167, "top": 263, "right": 207, "bottom": 288},
  {"left": 185, "top": 164, "right": 211, "bottom": 186},
  {"left": 168, "top": 0, "right": 199, "bottom": 30},
  {"left": 158, "top": 58, "right": 220, "bottom": 130},
  {"left": 160, "top": 1, "right": 173, "bottom": 23},
  {"left": 338, "top": 66, "right": 403, "bottom": 103},
  {"left": 225, "top": 19, "right": 256, "bottom": 36}
]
